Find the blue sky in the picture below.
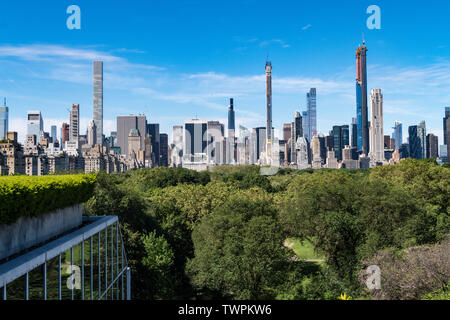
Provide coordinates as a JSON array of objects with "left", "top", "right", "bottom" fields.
[{"left": 0, "top": 0, "right": 449, "bottom": 144}]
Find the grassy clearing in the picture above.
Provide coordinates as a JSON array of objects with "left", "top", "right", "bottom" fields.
[{"left": 285, "top": 238, "right": 324, "bottom": 261}]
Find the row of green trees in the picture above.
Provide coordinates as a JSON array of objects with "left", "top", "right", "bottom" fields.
[{"left": 83, "top": 159, "right": 449, "bottom": 300}]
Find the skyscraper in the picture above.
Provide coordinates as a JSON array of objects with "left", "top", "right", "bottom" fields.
[
  {"left": 392, "top": 121, "right": 403, "bottom": 150},
  {"left": 333, "top": 125, "right": 350, "bottom": 161},
  {"left": 61, "top": 123, "right": 70, "bottom": 145},
  {"left": 265, "top": 61, "right": 272, "bottom": 143},
  {"left": 443, "top": 107, "right": 450, "bottom": 145},
  {"left": 369, "top": 89, "right": 384, "bottom": 163},
  {"left": 302, "top": 111, "right": 309, "bottom": 143},
  {"left": 408, "top": 125, "right": 422, "bottom": 159},
  {"left": 306, "top": 88, "right": 317, "bottom": 141},
  {"left": 148, "top": 123, "right": 160, "bottom": 167},
  {"left": 228, "top": 98, "right": 235, "bottom": 139},
  {"left": 426, "top": 134, "right": 438, "bottom": 159},
  {"left": 50, "top": 125, "right": 57, "bottom": 143},
  {"left": 184, "top": 120, "right": 208, "bottom": 161},
  {"left": 351, "top": 118, "right": 357, "bottom": 148},
  {"left": 93, "top": 61, "right": 103, "bottom": 146},
  {"left": 160, "top": 133, "right": 169, "bottom": 167},
  {"left": 418, "top": 121, "right": 427, "bottom": 159},
  {"left": 283, "top": 123, "right": 292, "bottom": 163},
  {"left": 444, "top": 107, "right": 450, "bottom": 161},
  {"left": 255, "top": 127, "right": 266, "bottom": 161},
  {"left": 117, "top": 115, "right": 147, "bottom": 156},
  {"left": 27, "top": 111, "right": 43, "bottom": 139},
  {"left": 69, "top": 104, "right": 79, "bottom": 143},
  {"left": 0, "top": 99, "right": 8, "bottom": 140},
  {"left": 291, "top": 111, "right": 303, "bottom": 164},
  {"left": 88, "top": 120, "right": 97, "bottom": 147},
  {"left": 356, "top": 42, "right": 369, "bottom": 155},
  {"left": 207, "top": 121, "right": 225, "bottom": 164}
]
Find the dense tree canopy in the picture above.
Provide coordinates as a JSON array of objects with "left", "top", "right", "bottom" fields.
[{"left": 84, "top": 160, "right": 449, "bottom": 300}]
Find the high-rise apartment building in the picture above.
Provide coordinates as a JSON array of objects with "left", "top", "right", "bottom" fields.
[
  {"left": 93, "top": 61, "right": 103, "bottom": 146},
  {"left": 356, "top": 42, "right": 369, "bottom": 154},
  {"left": 0, "top": 99, "right": 8, "bottom": 140},
  {"left": 369, "top": 89, "right": 384, "bottom": 163},
  {"left": 392, "top": 121, "right": 403, "bottom": 150},
  {"left": 50, "top": 125, "right": 57, "bottom": 143},
  {"left": 265, "top": 61, "right": 272, "bottom": 143},
  {"left": 88, "top": 120, "right": 97, "bottom": 147},
  {"left": 444, "top": 107, "right": 450, "bottom": 161},
  {"left": 160, "top": 133, "right": 169, "bottom": 167},
  {"left": 184, "top": 120, "right": 208, "bottom": 161},
  {"left": 443, "top": 107, "right": 450, "bottom": 145},
  {"left": 426, "top": 134, "right": 438, "bottom": 159},
  {"left": 148, "top": 123, "right": 160, "bottom": 167},
  {"left": 408, "top": 125, "right": 422, "bottom": 159},
  {"left": 291, "top": 111, "right": 303, "bottom": 164},
  {"left": 27, "top": 111, "right": 43, "bottom": 139},
  {"left": 116, "top": 115, "right": 147, "bottom": 156},
  {"left": 306, "top": 88, "right": 317, "bottom": 142},
  {"left": 207, "top": 121, "right": 225, "bottom": 164},
  {"left": 351, "top": 118, "right": 357, "bottom": 148},
  {"left": 61, "top": 123, "right": 70, "bottom": 145},
  {"left": 418, "top": 121, "right": 427, "bottom": 159},
  {"left": 69, "top": 104, "right": 79, "bottom": 143},
  {"left": 332, "top": 125, "right": 350, "bottom": 161}
]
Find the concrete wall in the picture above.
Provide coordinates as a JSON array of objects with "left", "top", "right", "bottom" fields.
[{"left": 0, "top": 204, "right": 82, "bottom": 261}]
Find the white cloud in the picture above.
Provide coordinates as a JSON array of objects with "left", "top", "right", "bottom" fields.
[{"left": 301, "top": 24, "right": 312, "bottom": 31}]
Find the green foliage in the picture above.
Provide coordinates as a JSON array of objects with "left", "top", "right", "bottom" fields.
[
  {"left": 422, "top": 283, "right": 450, "bottom": 300},
  {"left": 0, "top": 174, "right": 96, "bottom": 225},
  {"left": 83, "top": 160, "right": 449, "bottom": 300},
  {"left": 186, "top": 195, "right": 290, "bottom": 300}
]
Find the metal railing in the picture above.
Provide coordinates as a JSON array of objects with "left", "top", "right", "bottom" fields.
[{"left": 0, "top": 216, "right": 130, "bottom": 300}]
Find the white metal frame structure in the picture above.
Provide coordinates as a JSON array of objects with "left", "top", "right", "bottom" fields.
[{"left": 0, "top": 216, "right": 130, "bottom": 300}]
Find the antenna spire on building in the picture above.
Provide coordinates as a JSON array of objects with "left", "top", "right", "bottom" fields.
[{"left": 362, "top": 30, "right": 366, "bottom": 45}]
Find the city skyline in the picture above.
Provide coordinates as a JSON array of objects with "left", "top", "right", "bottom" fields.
[{"left": 0, "top": 0, "right": 449, "bottom": 144}]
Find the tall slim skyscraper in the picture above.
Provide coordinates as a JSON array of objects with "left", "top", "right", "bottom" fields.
[
  {"left": 93, "top": 61, "right": 103, "bottom": 146},
  {"left": 443, "top": 107, "right": 450, "bottom": 145},
  {"left": 356, "top": 42, "right": 369, "bottom": 155},
  {"left": 306, "top": 88, "right": 317, "bottom": 141},
  {"left": 265, "top": 61, "right": 272, "bottom": 143},
  {"left": 418, "top": 121, "right": 427, "bottom": 159},
  {"left": 0, "top": 99, "right": 8, "bottom": 140},
  {"left": 392, "top": 121, "right": 403, "bottom": 150},
  {"left": 27, "top": 111, "right": 43, "bottom": 139},
  {"left": 50, "top": 125, "right": 57, "bottom": 143},
  {"left": 228, "top": 98, "right": 235, "bottom": 139},
  {"left": 369, "top": 89, "right": 384, "bottom": 163},
  {"left": 69, "top": 104, "right": 79, "bottom": 143}
]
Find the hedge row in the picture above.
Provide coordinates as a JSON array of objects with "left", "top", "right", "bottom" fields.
[{"left": 0, "top": 174, "right": 97, "bottom": 225}]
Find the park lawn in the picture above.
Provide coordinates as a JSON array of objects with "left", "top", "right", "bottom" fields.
[{"left": 285, "top": 237, "right": 325, "bottom": 261}]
